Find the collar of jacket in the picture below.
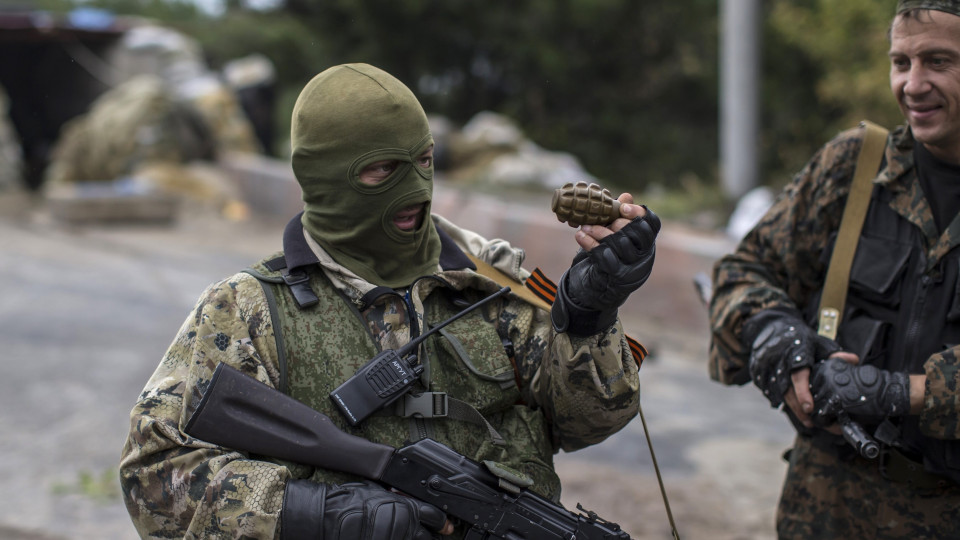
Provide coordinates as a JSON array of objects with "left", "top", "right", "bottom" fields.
[
  {"left": 281, "top": 212, "right": 476, "bottom": 276},
  {"left": 877, "top": 125, "right": 916, "bottom": 191}
]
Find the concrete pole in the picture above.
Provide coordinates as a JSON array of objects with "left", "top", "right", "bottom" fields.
[{"left": 720, "top": 0, "right": 761, "bottom": 201}]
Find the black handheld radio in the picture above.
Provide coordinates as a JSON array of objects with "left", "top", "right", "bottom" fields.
[{"left": 330, "top": 286, "right": 510, "bottom": 425}]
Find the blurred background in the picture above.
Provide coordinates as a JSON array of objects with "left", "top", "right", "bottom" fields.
[{"left": 0, "top": 1, "right": 904, "bottom": 538}]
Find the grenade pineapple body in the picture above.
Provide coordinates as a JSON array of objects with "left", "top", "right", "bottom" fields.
[{"left": 551, "top": 181, "right": 622, "bottom": 227}]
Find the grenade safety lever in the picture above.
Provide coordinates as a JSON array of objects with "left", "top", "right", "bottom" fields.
[{"left": 551, "top": 181, "right": 622, "bottom": 227}]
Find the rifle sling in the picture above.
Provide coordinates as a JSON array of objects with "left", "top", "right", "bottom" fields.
[{"left": 818, "top": 120, "right": 889, "bottom": 339}]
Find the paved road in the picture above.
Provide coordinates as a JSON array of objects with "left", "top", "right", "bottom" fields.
[{"left": 0, "top": 188, "right": 795, "bottom": 539}]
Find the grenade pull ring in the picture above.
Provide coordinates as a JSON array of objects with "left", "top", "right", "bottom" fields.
[{"left": 551, "top": 181, "right": 622, "bottom": 227}]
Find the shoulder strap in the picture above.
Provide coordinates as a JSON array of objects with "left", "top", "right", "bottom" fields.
[
  {"left": 262, "top": 255, "right": 320, "bottom": 309},
  {"left": 466, "top": 252, "right": 648, "bottom": 367},
  {"left": 817, "top": 120, "right": 889, "bottom": 339},
  {"left": 242, "top": 267, "right": 289, "bottom": 394},
  {"left": 465, "top": 252, "right": 553, "bottom": 312}
]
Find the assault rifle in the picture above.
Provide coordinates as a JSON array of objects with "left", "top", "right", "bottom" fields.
[{"left": 185, "top": 362, "right": 631, "bottom": 540}]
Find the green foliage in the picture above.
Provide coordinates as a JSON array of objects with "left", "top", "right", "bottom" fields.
[
  {"left": 270, "top": 0, "right": 721, "bottom": 195},
  {"left": 43, "top": 0, "right": 204, "bottom": 21},
  {"left": 762, "top": 0, "right": 902, "bottom": 186}
]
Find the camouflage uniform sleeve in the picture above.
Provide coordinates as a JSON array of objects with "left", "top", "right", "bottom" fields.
[
  {"left": 503, "top": 295, "right": 640, "bottom": 453},
  {"left": 708, "top": 129, "right": 862, "bottom": 385},
  {"left": 921, "top": 346, "right": 960, "bottom": 439},
  {"left": 119, "top": 272, "right": 290, "bottom": 539}
]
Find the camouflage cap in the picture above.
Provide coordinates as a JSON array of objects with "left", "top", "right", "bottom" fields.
[{"left": 898, "top": 0, "right": 960, "bottom": 16}]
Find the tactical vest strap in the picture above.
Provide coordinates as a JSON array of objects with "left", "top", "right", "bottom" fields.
[
  {"left": 466, "top": 252, "right": 553, "bottom": 312},
  {"left": 260, "top": 255, "right": 321, "bottom": 309},
  {"left": 395, "top": 392, "right": 506, "bottom": 446},
  {"left": 282, "top": 268, "right": 320, "bottom": 309},
  {"left": 264, "top": 256, "right": 287, "bottom": 272},
  {"left": 242, "top": 268, "right": 289, "bottom": 394}
]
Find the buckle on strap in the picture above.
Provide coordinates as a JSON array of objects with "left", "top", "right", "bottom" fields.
[
  {"left": 396, "top": 392, "right": 449, "bottom": 418},
  {"left": 281, "top": 269, "right": 319, "bottom": 308}
]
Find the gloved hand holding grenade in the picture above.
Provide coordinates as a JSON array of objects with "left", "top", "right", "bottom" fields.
[{"left": 550, "top": 182, "right": 661, "bottom": 336}]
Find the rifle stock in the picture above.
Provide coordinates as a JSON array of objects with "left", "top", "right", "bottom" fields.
[
  {"left": 184, "top": 362, "right": 394, "bottom": 479},
  {"left": 185, "top": 363, "right": 631, "bottom": 540}
]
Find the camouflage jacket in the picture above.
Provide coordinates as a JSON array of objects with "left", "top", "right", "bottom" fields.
[
  {"left": 120, "top": 215, "right": 640, "bottom": 539},
  {"left": 709, "top": 124, "right": 960, "bottom": 443}
]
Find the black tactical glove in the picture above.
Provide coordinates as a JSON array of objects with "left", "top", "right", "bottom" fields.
[
  {"left": 810, "top": 358, "right": 910, "bottom": 423},
  {"left": 552, "top": 208, "right": 660, "bottom": 336},
  {"left": 281, "top": 480, "right": 447, "bottom": 540},
  {"left": 742, "top": 309, "right": 841, "bottom": 408}
]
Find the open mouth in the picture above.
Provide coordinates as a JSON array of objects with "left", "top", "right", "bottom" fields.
[{"left": 393, "top": 203, "right": 425, "bottom": 231}]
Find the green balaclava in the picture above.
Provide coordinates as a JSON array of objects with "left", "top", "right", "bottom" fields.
[
  {"left": 897, "top": 0, "right": 960, "bottom": 16},
  {"left": 291, "top": 64, "right": 441, "bottom": 288}
]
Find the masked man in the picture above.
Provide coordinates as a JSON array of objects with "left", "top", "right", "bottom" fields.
[{"left": 120, "top": 63, "right": 659, "bottom": 539}]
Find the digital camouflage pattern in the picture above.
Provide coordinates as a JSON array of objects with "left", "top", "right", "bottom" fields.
[
  {"left": 709, "top": 125, "right": 960, "bottom": 534},
  {"left": 120, "top": 217, "right": 640, "bottom": 539},
  {"left": 249, "top": 245, "right": 563, "bottom": 506},
  {"left": 710, "top": 124, "right": 960, "bottom": 437},
  {"left": 777, "top": 436, "right": 960, "bottom": 538}
]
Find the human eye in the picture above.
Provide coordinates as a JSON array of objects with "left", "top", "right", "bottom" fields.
[
  {"left": 417, "top": 146, "right": 435, "bottom": 168},
  {"left": 359, "top": 160, "right": 399, "bottom": 185},
  {"left": 929, "top": 56, "right": 950, "bottom": 68},
  {"left": 890, "top": 55, "right": 909, "bottom": 70}
]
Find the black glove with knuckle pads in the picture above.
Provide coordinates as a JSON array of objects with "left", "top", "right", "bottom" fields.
[
  {"left": 551, "top": 208, "right": 661, "bottom": 336},
  {"left": 281, "top": 479, "right": 447, "bottom": 540},
  {"left": 742, "top": 309, "right": 841, "bottom": 408},
  {"left": 810, "top": 358, "right": 910, "bottom": 424}
]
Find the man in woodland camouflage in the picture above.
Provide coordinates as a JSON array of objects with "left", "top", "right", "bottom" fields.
[
  {"left": 710, "top": 1, "right": 960, "bottom": 538},
  {"left": 119, "top": 63, "right": 659, "bottom": 539}
]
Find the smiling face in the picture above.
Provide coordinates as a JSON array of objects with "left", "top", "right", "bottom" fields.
[{"left": 890, "top": 9, "right": 960, "bottom": 163}]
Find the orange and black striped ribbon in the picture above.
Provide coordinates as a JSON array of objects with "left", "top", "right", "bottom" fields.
[
  {"left": 526, "top": 267, "right": 647, "bottom": 369},
  {"left": 526, "top": 268, "right": 558, "bottom": 305}
]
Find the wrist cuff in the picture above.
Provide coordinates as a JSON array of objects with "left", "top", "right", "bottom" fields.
[
  {"left": 281, "top": 480, "right": 326, "bottom": 539},
  {"left": 551, "top": 273, "right": 618, "bottom": 336}
]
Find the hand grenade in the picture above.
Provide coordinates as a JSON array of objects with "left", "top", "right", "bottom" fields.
[{"left": 551, "top": 181, "right": 622, "bottom": 227}]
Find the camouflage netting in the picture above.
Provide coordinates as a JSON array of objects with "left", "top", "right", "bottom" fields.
[
  {"left": 44, "top": 75, "right": 215, "bottom": 185},
  {"left": 109, "top": 24, "right": 262, "bottom": 158},
  {"left": 438, "top": 112, "right": 598, "bottom": 190},
  {"left": 43, "top": 74, "right": 251, "bottom": 221},
  {"left": 0, "top": 85, "right": 23, "bottom": 190},
  {"left": 189, "top": 84, "right": 262, "bottom": 156}
]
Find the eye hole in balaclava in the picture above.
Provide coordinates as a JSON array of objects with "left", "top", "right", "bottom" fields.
[
  {"left": 349, "top": 136, "right": 435, "bottom": 245},
  {"left": 291, "top": 64, "right": 441, "bottom": 288}
]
